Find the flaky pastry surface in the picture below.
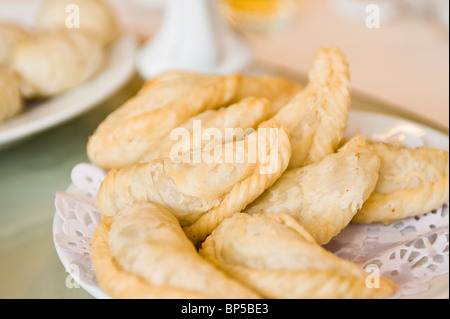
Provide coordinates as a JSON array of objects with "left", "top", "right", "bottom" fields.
[
  {"left": 200, "top": 213, "right": 396, "bottom": 299},
  {"left": 353, "top": 141, "right": 449, "bottom": 224},
  {"left": 96, "top": 119, "right": 291, "bottom": 244},
  {"left": 90, "top": 202, "right": 259, "bottom": 299},
  {"left": 246, "top": 134, "right": 380, "bottom": 245},
  {"left": 87, "top": 71, "right": 241, "bottom": 169},
  {"left": 138, "top": 97, "right": 271, "bottom": 163},
  {"left": 274, "top": 46, "right": 351, "bottom": 169},
  {"left": 231, "top": 74, "right": 301, "bottom": 117}
]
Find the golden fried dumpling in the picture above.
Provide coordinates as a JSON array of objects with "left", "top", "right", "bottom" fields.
[
  {"left": 139, "top": 97, "right": 271, "bottom": 163},
  {"left": 11, "top": 29, "right": 104, "bottom": 99},
  {"left": 231, "top": 74, "right": 301, "bottom": 116},
  {"left": 36, "top": 0, "right": 119, "bottom": 47},
  {"left": 0, "top": 22, "right": 29, "bottom": 67},
  {"left": 353, "top": 141, "right": 449, "bottom": 224},
  {"left": 200, "top": 213, "right": 396, "bottom": 299},
  {"left": 90, "top": 202, "right": 260, "bottom": 298},
  {"left": 274, "top": 46, "right": 351, "bottom": 169},
  {"left": 0, "top": 69, "right": 23, "bottom": 122},
  {"left": 96, "top": 119, "right": 291, "bottom": 244},
  {"left": 245, "top": 135, "right": 380, "bottom": 245},
  {"left": 87, "top": 71, "right": 241, "bottom": 170}
]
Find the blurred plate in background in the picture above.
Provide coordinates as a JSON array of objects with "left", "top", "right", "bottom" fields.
[{"left": 0, "top": 34, "right": 137, "bottom": 150}]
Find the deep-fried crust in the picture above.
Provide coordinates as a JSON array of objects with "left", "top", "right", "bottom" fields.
[
  {"left": 274, "top": 46, "right": 351, "bottom": 169},
  {"left": 246, "top": 135, "right": 380, "bottom": 245},
  {"left": 96, "top": 119, "right": 292, "bottom": 245},
  {"left": 87, "top": 72, "right": 241, "bottom": 169},
  {"left": 90, "top": 203, "right": 260, "bottom": 299},
  {"left": 353, "top": 141, "right": 449, "bottom": 224},
  {"left": 200, "top": 213, "right": 396, "bottom": 299}
]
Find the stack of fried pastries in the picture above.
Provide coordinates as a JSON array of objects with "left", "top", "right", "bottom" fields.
[{"left": 89, "top": 47, "right": 449, "bottom": 299}]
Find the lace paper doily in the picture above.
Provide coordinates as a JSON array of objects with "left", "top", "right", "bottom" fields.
[{"left": 53, "top": 162, "right": 449, "bottom": 299}]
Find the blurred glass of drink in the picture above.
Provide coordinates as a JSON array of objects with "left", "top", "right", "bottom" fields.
[{"left": 220, "top": 0, "right": 297, "bottom": 32}]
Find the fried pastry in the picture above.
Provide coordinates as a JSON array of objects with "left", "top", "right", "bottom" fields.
[
  {"left": 200, "top": 213, "right": 396, "bottom": 299},
  {"left": 0, "top": 69, "right": 23, "bottom": 122},
  {"left": 139, "top": 97, "right": 271, "bottom": 163},
  {"left": 0, "top": 22, "right": 29, "bottom": 67},
  {"left": 352, "top": 141, "right": 449, "bottom": 224},
  {"left": 36, "top": 0, "right": 119, "bottom": 47},
  {"left": 231, "top": 74, "right": 301, "bottom": 116},
  {"left": 90, "top": 202, "right": 260, "bottom": 298},
  {"left": 96, "top": 119, "right": 291, "bottom": 244},
  {"left": 245, "top": 135, "right": 380, "bottom": 245},
  {"left": 87, "top": 71, "right": 241, "bottom": 170},
  {"left": 10, "top": 29, "right": 104, "bottom": 98},
  {"left": 274, "top": 46, "right": 351, "bottom": 169}
]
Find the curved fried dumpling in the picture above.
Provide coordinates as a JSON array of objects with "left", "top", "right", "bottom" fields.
[
  {"left": 97, "top": 119, "right": 291, "bottom": 244},
  {"left": 274, "top": 46, "right": 351, "bottom": 169},
  {"left": 139, "top": 97, "right": 271, "bottom": 163},
  {"left": 352, "top": 141, "right": 449, "bottom": 224},
  {"left": 200, "top": 213, "right": 396, "bottom": 299},
  {"left": 231, "top": 74, "right": 301, "bottom": 116},
  {"left": 0, "top": 22, "right": 29, "bottom": 67},
  {"left": 0, "top": 69, "right": 23, "bottom": 122},
  {"left": 90, "top": 202, "right": 260, "bottom": 299},
  {"left": 11, "top": 29, "right": 104, "bottom": 98},
  {"left": 36, "top": 0, "right": 119, "bottom": 47},
  {"left": 245, "top": 135, "right": 380, "bottom": 245},
  {"left": 87, "top": 71, "right": 241, "bottom": 170}
]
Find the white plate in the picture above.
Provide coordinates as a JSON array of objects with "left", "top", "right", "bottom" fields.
[
  {"left": 0, "top": 34, "right": 137, "bottom": 150},
  {"left": 53, "top": 109, "right": 449, "bottom": 299}
]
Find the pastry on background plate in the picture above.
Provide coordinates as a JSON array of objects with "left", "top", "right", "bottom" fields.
[
  {"left": 0, "top": 22, "right": 29, "bottom": 68},
  {"left": 0, "top": 68, "right": 23, "bottom": 122},
  {"left": 35, "top": 0, "right": 119, "bottom": 47},
  {"left": 11, "top": 29, "right": 104, "bottom": 99}
]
